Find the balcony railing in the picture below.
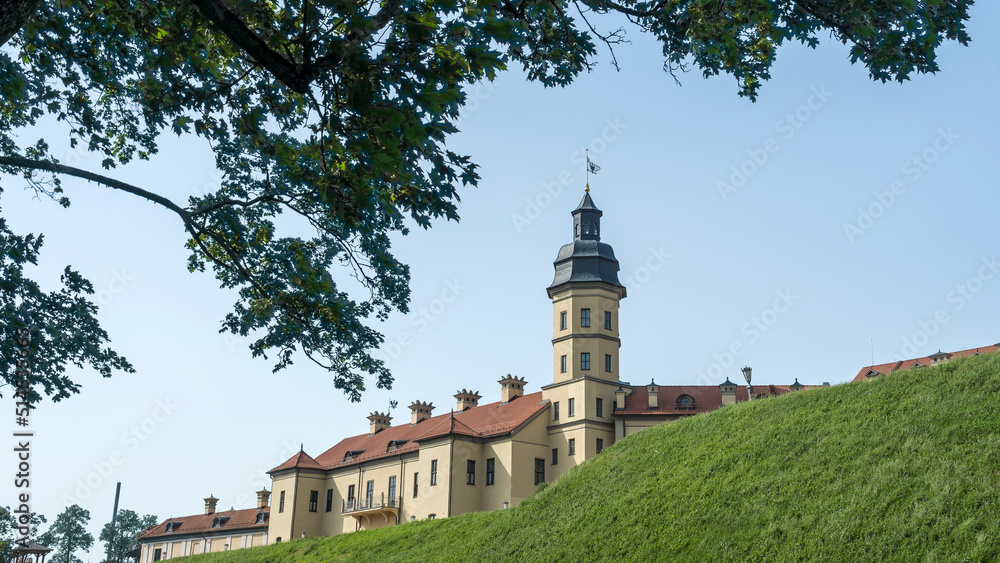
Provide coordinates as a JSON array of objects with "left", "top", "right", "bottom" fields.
[{"left": 342, "top": 493, "right": 402, "bottom": 514}]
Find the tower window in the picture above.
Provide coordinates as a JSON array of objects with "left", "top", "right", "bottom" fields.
[
  {"left": 581, "top": 353, "right": 591, "bottom": 370},
  {"left": 596, "top": 398, "right": 604, "bottom": 417},
  {"left": 605, "top": 354, "right": 612, "bottom": 372},
  {"left": 594, "top": 223, "right": 599, "bottom": 237},
  {"left": 413, "top": 473, "right": 418, "bottom": 498},
  {"left": 431, "top": 460, "right": 438, "bottom": 486},
  {"left": 560, "top": 311, "right": 567, "bottom": 331},
  {"left": 581, "top": 309, "right": 591, "bottom": 327},
  {"left": 604, "top": 311, "right": 612, "bottom": 330},
  {"left": 552, "top": 448, "right": 558, "bottom": 465},
  {"left": 568, "top": 398, "right": 575, "bottom": 417},
  {"left": 486, "top": 458, "right": 495, "bottom": 485},
  {"left": 597, "top": 438, "right": 605, "bottom": 454},
  {"left": 560, "top": 355, "right": 567, "bottom": 373},
  {"left": 568, "top": 438, "right": 576, "bottom": 455},
  {"left": 534, "top": 458, "right": 546, "bottom": 485},
  {"left": 554, "top": 401, "right": 560, "bottom": 420},
  {"left": 309, "top": 490, "right": 318, "bottom": 512},
  {"left": 467, "top": 460, "right": 476, "bottom": 485},
  {"left": 278, "top": 491, "right": 285, "bottom": 513}
]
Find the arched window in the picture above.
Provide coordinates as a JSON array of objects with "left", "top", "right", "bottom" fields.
[
  {"left": 574, "top": 223, "right": 579, "bottom": 237},
  {"left": 676, "top": 394, "right": 696, "bottom": 411},
  {"left": 594, "top": 223, "right": 599, "bottom": 237},
  {"left": 212, "top": 517, "right": 221, "bottom": 528},
  {"left": 255, "top": 512, "right": 265, "bottom": 524},
  {"left": 583, "top": 222, "right": 590, "bottom": 234}
]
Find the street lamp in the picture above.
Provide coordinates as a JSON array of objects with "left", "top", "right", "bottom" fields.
[{"left": 741, "top": 366, "right": 753, "bottom": 400}]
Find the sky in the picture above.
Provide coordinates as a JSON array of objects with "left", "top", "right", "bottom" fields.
[{"left": 4, "top": 4, "right": 1000, "bottom": 559}]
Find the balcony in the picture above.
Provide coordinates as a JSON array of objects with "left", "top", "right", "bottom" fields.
[{"left": 342, "top": 493, "right": 402, "bottom": 518}]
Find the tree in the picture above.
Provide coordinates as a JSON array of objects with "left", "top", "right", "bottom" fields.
[
  {"left": 0, "top": 0, "right": 974, "bottom": 402},
  {"left": 41, "top": 505, "right": 93, "bottom": 563},
  {"left": 99, "top": 509, "right": 157, "bottom": 563},
  {"left": 0, "top": 506, "right": 47, "bottom": 561}
]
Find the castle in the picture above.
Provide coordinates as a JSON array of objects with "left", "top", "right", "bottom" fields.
[{"left": 137, "top": 191, "right": 822, "bottom": 560}]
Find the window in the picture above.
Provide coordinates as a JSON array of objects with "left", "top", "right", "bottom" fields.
[
  {"left": 581, "top": 352, "right": 591, "bottom": 370},
  {"left": 605, "top": 354, "right": 612, "bottom": 372},
  {"left": 275, "top": 538, "right": 281, "bottom": 544},
  {"left": 568, "top": 398, "right": 575, "bottom": 417},
  {"left": 597, "top": 438, "right": 604, "bottom": 454},
  {"left": 212, "top": 517, "right": 222, "bottom": 528},
  {"left": 430, "top": 460, "right": 438, "bottom": 486},
  {"left": 429, "top": 514, "right": 437, "bottom": 520},
  {"left": 486, "top": 458, "right": 495, "bottom": 486},
  {"left": 560, "top": 311, "right": 567, "bottom": 330},
  {"left": 154, "top": 548, "right": 162, "bottom": 561},
  {"left": 413, "top": 473, "right": 418, "bottom": 498},
  {"left": 583, "top": 222, "right": 590, "bottom": 234},
  {"left": 551, "top": 448, "right": 558, "bottom": 465},
  {"left": 560, "top": 355, "right": 567, "bottom": 373},
  {"left": 256, "top": 512, "right": 265, "bottom": 524},
  {"left": 581, "top": 308, "right": 591, "bottom": 327},
  {"left": 347, "top": 484, "right": 355, "bottom": 509},
  {"left": 604, "top": 311, "right": 612, "bottom": 330},
  {"left": 568, "top": 438, "right": 576, "bottom": 455},
  {"left": 278, "top": 491, "right": 285, "bottom": 513},
  {"left": 534, "top": 458, "right": 546, "bottom": 485},
  {"left": 467, "top": 460, "right": 476, "bottom": 485},
  {"left": 325, "top": 489, "right": 333, "bottom": 512},
  {"left": 388, "top": 476, "right": 397, "bottom": 501},
  {"left": 553, "top": 401, "right": 560, "bottom": 421},
  {"left": 677, "top": 394, "right": 696, "bottom": 411},
  {"left": 309, "top": 490, "right": 318, "bottom": 512},
  {"left": 366, "top": 480, "right": 374, "bottom": 505},
  {"left": 596, "top": 398, "right": 604, "bottom": 418}
]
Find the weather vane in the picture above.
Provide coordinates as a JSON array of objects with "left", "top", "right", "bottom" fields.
[{"left": 585, "top": 148, "right": 601, "bottom": 193}]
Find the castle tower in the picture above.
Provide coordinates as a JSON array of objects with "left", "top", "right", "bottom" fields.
[{"left": 542, "top": 191, "right": 626, "bottom": 478}]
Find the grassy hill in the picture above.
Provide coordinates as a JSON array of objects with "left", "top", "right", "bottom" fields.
[{"left": 184, "top": 352, "right": 1000, "bottom": 562}]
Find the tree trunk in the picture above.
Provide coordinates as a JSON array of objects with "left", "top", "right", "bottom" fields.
[{"left": 0, "top": 0, "right": 40, "bottom": 47}]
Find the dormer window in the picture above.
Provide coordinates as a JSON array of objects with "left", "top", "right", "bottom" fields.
[
  {"left": 387, "top": 440, "right": 408, "bottom": 453},
  {"left": 344, "top": 449, "right": 365, "bottom": 462},
  {"left": 676, "top": 395, "right": 696, "bottom": 411},
  {"left": 255, "top": 512, "right": 265, "bottom": 524},
  {"left": 165, "top": 522, "right": 181, "bottom": 533},
  {"left": 212, "top": 516, "right": 230, "bottom": 528}
]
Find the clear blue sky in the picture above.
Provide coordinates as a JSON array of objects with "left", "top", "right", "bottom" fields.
[{"left": 4, "top": 4, "right": 999, "bottom": 558}]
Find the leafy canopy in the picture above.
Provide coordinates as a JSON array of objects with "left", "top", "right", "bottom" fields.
[
  {"left": 99, "top": 509, "right": 158, "bottom": 563},
  {"left": 0, "top": 0, "right": 974, "bottom": 402}
]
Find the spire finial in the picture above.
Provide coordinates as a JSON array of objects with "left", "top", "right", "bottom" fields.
[
  {"left": 585, "top": 148, "right": 590, "bottom": 193},
  {"left": 300, "top": 442, "right": 303, "bottom": 452}
]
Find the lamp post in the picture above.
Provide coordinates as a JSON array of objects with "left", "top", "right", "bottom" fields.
[{"left": 742, "top": 366, "right": 753, "bottom": 400}]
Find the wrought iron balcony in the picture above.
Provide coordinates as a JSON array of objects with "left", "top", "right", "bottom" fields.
[{"left": 342, "top": 493, "right": 401, "bottom": 515}]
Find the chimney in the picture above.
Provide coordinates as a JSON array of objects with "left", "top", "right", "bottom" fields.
[
  {"left": 719, "top": 378, "right": 737, "bottom": 406},
  {"left": 410, "top": 401, "right": 435, "bottom": 424},
  {"left": 647, "top": 380, "right": 659, "bottom": 409},
  {"left": 204, "top": 495, "right": 219, "bottom": 515},
  {"left": 453, "top": 390, "right": 481, "bottom": 412},
  {"left": 256, "top": 489, "right": 271, "bottom": 509},
  {"left": 499, "top": 375, "right": 526, "bottom": 403},
  {"left": 368, "top": 411, "right": 392, "bottom": 434},
  {"left": 614, "top": 386, "right": 628, "bottom": 410}
]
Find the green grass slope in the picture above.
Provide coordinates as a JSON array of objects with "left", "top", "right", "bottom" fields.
[{"left": 185, "top": 352, "right": 1000, "bottom": 562}]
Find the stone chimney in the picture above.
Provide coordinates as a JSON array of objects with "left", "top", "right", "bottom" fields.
[
  {"left": 410, "top": 401, "right": 435, "bottom": 424},
  {"left": 368, "top": 412, "right": 392, "bottom": 434},
  {"left": 647, "top": 380, "right": 659, "bottom": 409},
  {"left": 720, "top": 378, "right": 737, "bottom": 406},
  {"left": 499, "top": 375, "right": 526, "bottom": 403},
  {"left": 615, "top": 386, "right": 628, "bottom": 410},
  {"left": 454, "top": 390, "right": 481, "bottom": 412},
  {"left": 256, "top": 489, "right": 271, "bottom": 509},
  {"left": 204, "top": 495, "right": 219, "bottom": 515}
]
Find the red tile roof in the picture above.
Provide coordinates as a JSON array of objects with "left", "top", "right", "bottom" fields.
[
  {"left": 852, "top": 344, "right": 999, "bottom": 382},
  {"left": 270, "top": 449, "right": 324, "bottom": 472},
  {"left": 620, "top": 382, "right": 824, "bottom": 415},
  {"left": 138, "top": 507, "right": 268, "bottom": 541},
  {"left": 270, "top": 392, "right": 549, "bottom": 472}
]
